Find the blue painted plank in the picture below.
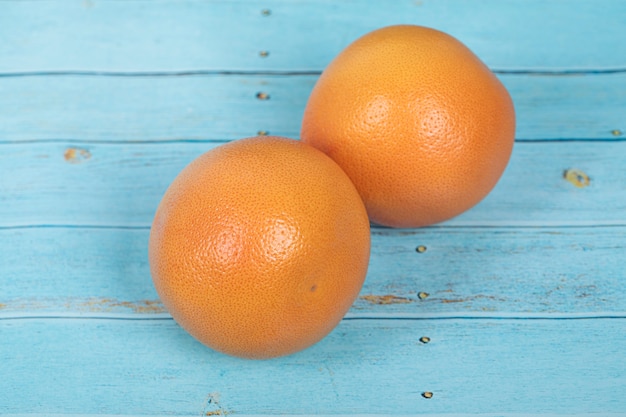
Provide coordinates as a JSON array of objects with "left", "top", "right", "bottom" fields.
[
  {"left": 1, "top": 0, "right": 625, "bottom": 73},
  {"left": 0, "top": 74, "right": 313, "bottom": 142},
  {"left": 0, "top": 141, "right": 624, "bottom": 227},
  {"left": 0, "top": 0, "right": 623, "bottom": 415},
  {"left": 0, "top": 73, "right": 624, "bottom": 142},
  {"left": 0, "top": 318, "right": 624, "bottom": 414},
  {"left": 1, "top": 226, "right": 624, "bottom": 316}
]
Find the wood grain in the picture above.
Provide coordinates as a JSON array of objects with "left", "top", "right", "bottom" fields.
[
  {"left": 2, "top": 1, "right": 625, "bottom": 415},
  {"left": 1, "top": 226, "right": 624, "bottom": 316},
  {"left": 1, "top": 0, "right": 625, "bottom": 73},
  {"left": 0, "top": 73, "right": 624, "bottom": 142},
  {"left": 0, "top": 318, "right": 624, "bottom": 415},
  {"left": 1, "top": 141, "right": 624, "bottom": 227}
]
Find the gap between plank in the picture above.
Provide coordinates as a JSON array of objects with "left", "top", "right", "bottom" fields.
[
  {"left": 2, "top": 222, "right": 626, "bottom": 231},
  {"left": 0, "top": 138, "right": 233, "bottom": 145},
  {"left": 1, "top": 68, "right": 625, "bottom": 77},
  {"left": 0, "top": 224, "right": 151, "bottom": 231},
  {"left": 1, "top": 311, "right": 625, "bottom": 321},
  {"left": 1, "top": 138, "right": 626, "bottom": 145}
]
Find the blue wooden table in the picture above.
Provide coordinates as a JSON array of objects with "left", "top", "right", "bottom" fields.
[{"left": 1, "top": 1, "right": 625, "bottom": 415}]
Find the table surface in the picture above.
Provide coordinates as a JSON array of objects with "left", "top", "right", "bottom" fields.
[{"left": 1, "top": 1, "right": 625, "bottom": 415}]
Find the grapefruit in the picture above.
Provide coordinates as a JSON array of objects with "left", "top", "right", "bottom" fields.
[
  {"left": 148, "top": 136, "right": 371, "bottom": 359},
  {"left": 301, "top": 24, "right": 516, "bottom": 227}
]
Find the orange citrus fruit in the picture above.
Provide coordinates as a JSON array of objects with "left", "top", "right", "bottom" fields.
[
  {"left": 301, "top": 25, "right": 516, "bottom": 228},
  {"left": 148, "top": 136, "right": 371, "bottom": 359}
]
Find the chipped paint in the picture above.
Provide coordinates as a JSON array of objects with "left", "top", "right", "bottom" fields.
[
  {"left": 75, "top": 298, "right": 166, "bottom": 314},
  {"left": 360, "top": 294, "right": 414, "bottom": 305},
  {"left": 64, "top": 147, "right": 92, "bottom": 163},
  {"left": 441, "top": 298, "right": 466, "bottom": 303},
  {"left": 0, "top": 298, "right": 166, "bottom": 314}
]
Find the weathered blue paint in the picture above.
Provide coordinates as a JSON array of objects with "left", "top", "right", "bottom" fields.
[
  {"left": 1, "top": 0, "right": 625, "bottom": 72},
  {"left": 1, "top": 142, "right": 624, "bottom": 227},
  {"left": 0, "top": 226, "right": 624, "bottom": 316},
  {"left": 0, "top": 318, "right": 624, "bottom": 415},
  {"left": 1, "top": 0, "right": 624, "bottom": 415},
  {"left": 0, "top": 73, "right": 624, "bottom": 142}
]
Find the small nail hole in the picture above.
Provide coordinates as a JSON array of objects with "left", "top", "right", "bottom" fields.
[
  {"left": 259, "top": 50, "right": 270, "bottom": 58},
  {"left": 611, "top": 129, "right": 622, "bottom": 136},
  {"left": 256, "top": 92, "right": 270, "bottom": 100},
  {"left": 419, "top": 336, "right": 431, "bottom": 344},
  {"left": 422, "top": 392, "right": 433, "bottom": 399},
  {"left": 416, "top": 245, "right": 427, "bottom": 253},
  {"left": 418, "top": 292, "right": 429, "bottom": 300},
  {"left": 257, "top": 130, "right": 269, "bottom": 136},
  {"left": 261, "top": 9, "right": 271, "bottom": 16}
]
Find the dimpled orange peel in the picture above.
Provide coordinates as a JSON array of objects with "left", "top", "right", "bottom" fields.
[
  {"left": 301, "top": 24, "right": 516, "bottom": 227},
  {"left": 149, "top": 136, "right": 371, "bottom": 359}
]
